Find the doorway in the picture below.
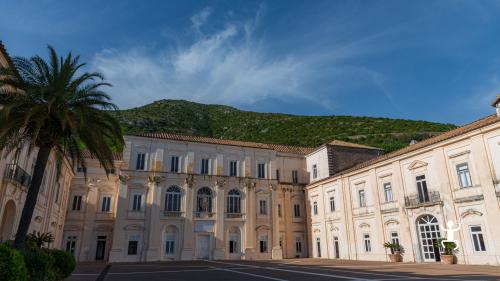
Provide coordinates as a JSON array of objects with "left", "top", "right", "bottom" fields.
[
  {"left": 0, "top": 200, "right": 16, "bottom": 241},
  {"left": 417, "top": 215, "right": 441, "bottom": 262},
  {"left": 333, "top": 236, "right": 340, "bottom": 259},
  {"left": 95, "top": 236, "right": 106, "bottom": 260},
  {"left": 197, "top": 235, "right": 210, "bottom": 259}
]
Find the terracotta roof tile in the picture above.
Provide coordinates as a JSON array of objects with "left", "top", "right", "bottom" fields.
[
  {"left": 81, "top": 151, "right": 123, "bottom": 161},
  {"left": 328, "top": 140, "right": 382, "bottom": 150},
  {"left": 132, "top": 132, "right": 316, "bottom": 155}
]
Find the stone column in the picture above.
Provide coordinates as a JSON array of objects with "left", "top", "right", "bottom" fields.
[
  {"left": 213, "top": 179, "right": 226, "bottom": 259},
  {"left": 109, "top": 174, "right": 130, "bottom": 262},
  {"left": 180, "top": 175, "right": 195, "bottom": 260},
  {"left": 244, "top": 180, "right": 256, "bottom": 259},
  {"left": 79, "top": 184, "right": 98, "bottom": 261},
  {"left": 271, "top": 184, "right": 283, "bottom": 259},
  {"left": 283, "top": 187, "right": 292, "bottom": 258},
  {"left": 145, "top": 176, "right": 164, "bottom": 261}
]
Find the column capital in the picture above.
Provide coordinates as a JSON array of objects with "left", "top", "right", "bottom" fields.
[
  {"left": 148, "top": 175, "right": 166, "bottom": 185},
  {"left": 184, "top": 174, "right": 196, "bottom": 188},
  {"left": 118, "top": 174, "right": 131, "bottom": 184}
]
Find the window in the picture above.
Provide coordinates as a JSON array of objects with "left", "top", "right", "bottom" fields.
[
  {"left": 136, "top": 153, "right": 146, "bottom": 170},
  {"left": 359, "top": 190, "right": 366, "bottom": 207},
  {"left": 72, "top": 195, "right": 82, "bottom": 211},
  {"left": 470, "top": 226, "right": 486, "bottom": 252},
  {"left": 165, "top": 186, "right": 181, "bottom": 212},
  {"left": 165, "top": 234, "right": 175, "bottom": 255},
  {"left": 276, "top": 169, "right": 280, "bottom": 181},
  {"left": 416, "top": 175, "right": 429, "bottom": 203},
  {"left": 316, "top": 237, "right": 321, "bottom": 257},
  {"left": 390, "top": 231, "right": 399, "bottom": 245},
  {"left": 457, "top": 163, "right": 473, "bottom": 188},
  {"left": 229, "top": 239, "right": 238, "bottom": 253},
  {"left": 65, "top": 236, "right": 77, "bottom": 255},
  {"left": 294, "top": 204, "right": 301, "bottom": 217},
  {"left": 101, "top": 196, "right": 111, "bottom": 212},
  {"left": 258, "top": 163, "right": 266, "bottom": 178},
  {"left": 278, "top": 204, "right": 282, "bottom": 217},
  {"left": 292, "top": 170, "right": 299, "bottom": 184},
  {"left": 259, "top": 200, "right": 267, "bottom": 215},
  {"left": 383, "top": 183, "right": 393, "bottom": 202},
  {"left": 259, "top": 236, "right": 268, "bottom": 253},
  {"left": 329, "top": 196, "right": 335, "bottom": 212},
  {"left": 227, "top": 189, "right": 241, "bottom": 214},
  {"left": 229, "top": 161, "right": 238, "bottom": 177},
  {"left": 127, "top": 235, "right": 139, "bottom": 255},
  {"left": 197, "top": 187, "right": 213, "bottom": 212},
  {"left": 295, "top": 237, "right": 302, "bottom": 253},
  {"left": 363, "top": 234, "right": 371, "bottom": 252},
  {"left": 170, "top": 156, "right": 179, "bottom": 173},
  {"left": 313, "top": 201, "right": 318, "bottom": 215},
  {"left": 312, "top": 164, "right": 318, "bottom": 179},
  {"left": 76, "top": 165, "right": 86, "bottom": 173},
  {"left": 132, "top": 194, "right": 143, "bottom": 211},
  {"left": 201, "top": 158, "right": 209, "bottom": 175}
]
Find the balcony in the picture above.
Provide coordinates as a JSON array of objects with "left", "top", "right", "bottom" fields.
[
  {"left": 404, "top": 191, "right": 442, "bottom": 209},
  {"left": 225, "top": 213, "right": 245, "bottom": 219},
  {"left": 193, "top": 211, "right": 215, "bottom": 219},
  {"left": 163, "top": 211, "right": 183, "bottom": 217},
  {"left": 3, "top": 164, "right": 31, "bottom": 188}
]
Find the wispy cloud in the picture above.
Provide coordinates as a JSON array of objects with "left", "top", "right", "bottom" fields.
[{"left": 91, "top": 6, "right": 390, "bottom": 110}]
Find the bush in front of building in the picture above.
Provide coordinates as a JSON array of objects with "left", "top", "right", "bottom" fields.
[
  {"left": 48, "top": 249, "right": 76, "bottom": 279},
  {"left": 22, "top": 249, "right": 56, "bottom": 281},
  {"left": 0, "top": 243, "right": 28, "bottom": 281}
]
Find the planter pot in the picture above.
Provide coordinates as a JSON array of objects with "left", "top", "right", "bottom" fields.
[
  {"left": 441, "top": 255, "right": 455, "bottom": 264},
  {"left": 388, "top": 253, "right": 402, "bottom": 262}
]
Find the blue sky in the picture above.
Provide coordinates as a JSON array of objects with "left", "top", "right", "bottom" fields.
[{"left": 1, "top": 0, "right": 500, "bottom": 124}]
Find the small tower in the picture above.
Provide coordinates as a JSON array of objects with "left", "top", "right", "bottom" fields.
[{"left": 492, "top": 95, "right": 500, "bottom": 117}]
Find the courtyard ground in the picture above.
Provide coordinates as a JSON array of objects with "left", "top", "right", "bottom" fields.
[{"left": 68, "top": 258, "right": 500, "bottom": 281}]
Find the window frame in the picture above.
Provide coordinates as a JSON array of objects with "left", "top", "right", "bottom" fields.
[
  {"left": 136, "top": 153, "right": 146, "bottom": 171},
  {"left": 359, "top": 189, "right": 366, "bottom": 207},
  {"left": 363, "top": 233, "right": 371, "bottom": 252},
  {"left": 170, "top": 156, "right": 179, "bottom": 173},
  {"left": 470, "top": 225, "right": 486, "bottom": 252},
  {"left": 456, "top": 163, "right": 473, "bottom": 188},
  {"left": 383, "top": 182, "right": 393, "bottom": 202}
]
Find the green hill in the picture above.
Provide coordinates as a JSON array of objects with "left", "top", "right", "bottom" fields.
[{"left": 112, "top": 100, "right": 457, "bottom": 152}]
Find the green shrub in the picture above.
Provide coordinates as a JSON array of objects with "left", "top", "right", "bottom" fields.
[
  {"left": 48, "top": 249, "right": 76, "bottom": 279},
  {"left": 22, "top": 249, "right": 55, "bottom": 281},
  {"left": 0, "top": 243, "right": 28, "bottom": 281}
]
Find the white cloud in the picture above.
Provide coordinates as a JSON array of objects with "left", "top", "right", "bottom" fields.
[{"left": 91, "top": 7, "right": 388, "bottom": 110}]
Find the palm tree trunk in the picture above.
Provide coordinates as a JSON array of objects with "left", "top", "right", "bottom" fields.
[{"left": 13, "top": 145, "right": 52, "bottom": 249}]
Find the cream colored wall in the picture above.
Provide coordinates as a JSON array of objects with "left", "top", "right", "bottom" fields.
[
  {"left": 305, "top": 146, "right": 329, "bottom": 183},
  {"left": 306, "top": 120, "right": 500, "bottom": 265}
]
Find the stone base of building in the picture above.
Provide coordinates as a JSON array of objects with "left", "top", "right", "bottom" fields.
[
  {"left": 244, "top": 248, "right": 256, "bottom": 260},
  {"left": 272, "top": 247, "right": 283, "bottom": 259},
  {"left": 181, "top": 248, "right": 194, "bottom": 260}
]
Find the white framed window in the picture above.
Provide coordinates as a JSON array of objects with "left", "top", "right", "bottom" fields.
[
  {"left": 136, "top": 153, "right": 146, "bottom": 170},
  {"left": 259, "top": 235, "right": 268, "bottom": 253},
  {"left": 65, "top": 236, "right": 77, "bottom": 255},
  {"left": 363, "top": 234, "right": 371, "bottom": 252},
  {"left": 313, "top": 201, "right": 318, "bottom": 215},
  {"left": 165, "top": 234, "right": 176, "bottom": 255},
  {"left": 312, "top": 164, "right": 318, "bottom": 179},
  {"left": 416, "top": 175, "right": 429, "bottom": 203},
  {"left": 456, "top": 163, "right": 473, "bottom": 188},
  {"left": 127, "top": 234, "right": 140, "bottom": 255},
  {"left": 294, "top": 204, "right": 301, "bottom": 217},
  {"left": 329, "top": 196, "right": 335, "bottom": 212},
  {"left": 295, "top": 237, "right": 302, "bottom": 253},
  {"left": 359, "top": 190, "right": 366, "bottom": 207},
  {"left": 259, "top": 200, "right": 267, "bottom": 215},
  {"left": 101, "top": 196, "right": 111, "bottom": 212},
  {"left": 227, "top": 189, "right": 241, "bottom": 214},
  {"left": 292, "top": 170, "right": 299, "bottom": 184},
  {"left": 201, "top": 158, "right": 209, "bottom": 175},
  {"left": 316, "top": 237, "right": 322, "bottom": 257},
  {"left": 390, "top": 231, "right": 399, "bottom": 245},
  {"left": 72, "top": 195, "right": 82, "bottom": 211},
  {"left": 470, "top": 226, "right": 486, "bottom": 252},
  {"left": 165, "top": 186, "right": 181, "bottom": 212},
  {"left": 257, "top": 163, "right": 266, "bottom": 178},
  {"left": 229, "top": 161, "right": 238, "bottom": 177},
  {"left": 383, "top": 183, "right": 393, "bottom": 202},
  {"left": 170, "top": 156, "right": 179, "bottom": 173},
  {"left": 131, "top": 194, "right": 143, "bottom": 211}
]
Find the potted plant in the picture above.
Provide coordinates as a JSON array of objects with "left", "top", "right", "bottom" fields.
[
  {"left": 435, "top": 238, "right": 457, "bottom": 264},
  {"left": 383, "top": 242, "right": 403, "bottom": 262}
]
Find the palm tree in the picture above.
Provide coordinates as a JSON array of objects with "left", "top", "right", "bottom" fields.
[{"left": 0, "top": 46, "right": 124, "bottom": 249}]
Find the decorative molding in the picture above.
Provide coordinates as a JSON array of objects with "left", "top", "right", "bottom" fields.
[
  {"left": 63, "top": 224, "right": 82, "bottom": 231},
  {"left": 384, "top": 219, "right": 400, "bottom": 226},
  {"left": 256, "top": 224, "right": 270, "bottom": 231},
  {"left": 381, "top": 208, "right": 399, "bottom": 214},
  {"left": 94, "top": 224, "right": 114, "bottom": 232},
  {"left": 448, "top": 150, "right": 471, "bottom": 159},
  {"left": 245, "top": 179, "right": 256, "bottom": 189},
  {"left": 313, "top": 228, "right": 321, "bottom": 233},
  {"left": 408, "top": 160, "right": 428, "bottom": 171},
  {"left": 359, "top": 222, "right": 370, "bottom": 229},
  {"left": 119, "top": 174, "right": 131, "bottom": 184},
  {"left": 184, "top": 175, "right": 196, "bottom": 188},
  {"left": 34, "top": 216, "right": 42, "bottom": 223},
  {"left": 460, "top": 209, "right": 483, "bottom": 219},
  {"left": 454, "top": 195, "right": 484, "bottom": 204},
  {"left": 123, "top": 224, "right": 144, "bottom": 231},
  {"left": 148, "top": 175, "right": 166, "bottom": 185},
  {"left": 215, "top": 179, "right": 226, "bottom": 188},
  {"left": 378, "top": 172, "right": 392, "bottom": 178}
]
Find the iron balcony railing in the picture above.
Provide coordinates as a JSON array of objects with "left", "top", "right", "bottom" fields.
[
  {"left": 3, "top": 164, "right": 31, "bottom": 188},
  {"left": 404, "top": 191, "right": 442, "bottom": 208},
  {"left": 225, "top": 213, "right": 244, "bottom": 219},
  {"left": 193, "top": 211, "right": 215, "bottom": 218},
  {"left": 163, "top": 211, "right": 183, "bottom": 217}
]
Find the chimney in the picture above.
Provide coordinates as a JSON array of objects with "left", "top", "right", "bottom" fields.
[{"left": 492, "top": 95, "right": 500, "bottom": 117}]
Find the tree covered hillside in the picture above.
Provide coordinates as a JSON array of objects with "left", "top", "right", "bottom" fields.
[{"left": 112, "top": 100, "right": 457, "bottom": 152}]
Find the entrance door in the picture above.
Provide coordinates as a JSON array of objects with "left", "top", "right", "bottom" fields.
[
  {"left": 197, "top": 235, "right": 210, "bottom": 259},
  {"left": 95, "top": 236, "right": 106, "bottom": 260},
  {"left": 333, "top": 236, "right": 340, "bottom": 259},
  {"left": 417, "top": 215, "right": 441, "bottom": 262}
]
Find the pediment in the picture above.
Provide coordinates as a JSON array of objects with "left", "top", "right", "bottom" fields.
[
  {"left": 384, "top": 219, "right": 400, "bottom": 226},
  {"left": 256, "top": 224, "right": 270, "bottom": 231},
  {"left": 359, "top": 223, "right": 370, "bottom": 229},
  {"left": 460, "top": 209, "right": 483, "bottom": 219},
  {"left": 408, "top": 160, "right": 428, "bottom": 171},
  {"left": 123, "top": 224, "right": 144, "bottom": 231},
  {"left": 94, "top": 224, "right": 114, "bottom": 232},
  {"left": 64, "top": 224, "right": 82, "bottom": 231}
]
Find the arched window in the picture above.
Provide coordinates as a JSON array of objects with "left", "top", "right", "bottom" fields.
[
  {"left": 197, "top": 187, "right": 213, "bottom": 212},
  {"left": 227, "top": 189, "right": 241, "bottom": 214},
  {"left": 165, "top": 186, "right": 181, "bottom": 212}
]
